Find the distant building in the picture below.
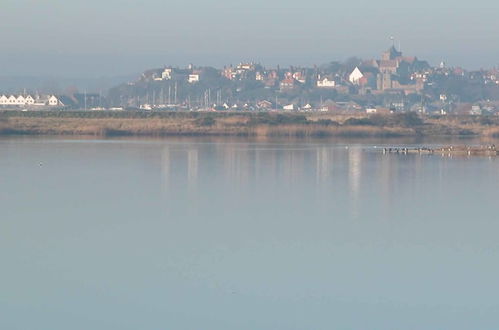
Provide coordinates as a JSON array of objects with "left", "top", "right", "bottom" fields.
[
  {"left": 349, "top": 67, "right": 364, "bottom": 85},
  {"left": 366, "top": 107, "right": 391, "bottom": 114},
  {"left": 16, "top": 95, "right": 26, "bottom": 105},
  {"left": 280, "top": 78, "right": 298, "bottom": 91},
  {"left": 223, "top": 63, "right": 258, "bottom": 81},
  {"left": 317, "top": 76, "right": 336, "bottom": 88},
  {"left": 162, "top": 68, "right": 173, "bottom": 80},
  {"left": 48, "top": 95, "right": 60, "bottom": 106},
  {"left": 470, "top": 105, "right": 482, "bottom": 115},
  {"left": 381, "top": 46, "right": 402, "bottom": 61},
  {"left": 370, "top": 46, "right": 426, "bottom": 93},
  {"left": 302, "top": 104, "right": 313, "bottom": 111},
  {"left": 188, "top": 73, "right": 200, "bottom": 84},
  {"left": 257, "top": 100, "right": 274, "bottom": 109},
  {"left": 25, "top": 95, "right": 35, "bottom": 105},
  {"left": 292, "top": 71, "right": 307, "bottom": 84},
  {"left": 0, "top": 94, "right": 61, "bottom": 107},
  {"left": 8, "top": 95, "right": 17, "bottom": 104}
]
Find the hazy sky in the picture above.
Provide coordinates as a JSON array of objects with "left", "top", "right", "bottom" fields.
[{"left": 1, "top": 0, "right": 498, "bottom": 77}]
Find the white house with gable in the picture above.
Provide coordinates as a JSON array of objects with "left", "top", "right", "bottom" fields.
[
  {"left": 0, "top": 95, "right": 8, "bottom": 105},
  {"left": 317, "top": 76, "right": 336, "bottom": 88},
  {"left": 349, "top": 67, "right": 364, "bottom": 85},
  {"left": 25, "top": 95, "right": 35, "bottom": 105},
  {"left": 0, "top": 93, "right": 61, "bottom": 107},
  {"left": 16, "top": 95, "right": 26, "bottom": 105},
  {"left": 48, "top": 95, "right": 59, "bottom": 106}
]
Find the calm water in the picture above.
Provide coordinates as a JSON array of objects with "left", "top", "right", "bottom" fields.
[{"left": 1, "top": 137, "right": 499, "bottom": 330}]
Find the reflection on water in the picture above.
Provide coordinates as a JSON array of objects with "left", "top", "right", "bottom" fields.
[
  {"left": 187, "top": 148, "right": 198, "bottom": 189},
  {"left": 348, "top": 147, "right": 362, "bottom": 218},
  {"left": 158, "top": 142, "right": 426, "bottom": 218},
  {"left": 316, "top": 146, "right": 332, "bottom": 183},
  {"left": 161, "top": 146, "right": 170, "bottom": 190},
  {"left": 156, "top": 139, "right": 499, "bottom": 226},
  {"left": 1, "top": 137, "right": 499, "bottom": 330},
  {"left": 161, "top": 142, "right": 351, "bottom": 188}
]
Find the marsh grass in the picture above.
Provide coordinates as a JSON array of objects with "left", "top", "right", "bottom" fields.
[{"left": 0, "top": 111, "right": 497, "bottom": 138}]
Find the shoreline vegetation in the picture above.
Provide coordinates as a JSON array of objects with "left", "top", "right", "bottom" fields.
[{"left": 1, "top": 110, "right": 499, "bottom": 138}]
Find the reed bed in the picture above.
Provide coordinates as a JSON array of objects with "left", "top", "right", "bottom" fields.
[
  {"left": 0, "top": 117, "right": 415, "bottom": 137},
  {"left": 1, "top": 112, "right": 498, "bottom": 138}
]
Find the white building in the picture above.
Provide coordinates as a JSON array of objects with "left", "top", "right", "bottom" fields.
[
  {"left": 302, "top": 104, "right": 313, "bottom": 111},
  {"left": 349, "top": 67, "right": 364, "bottom": 85},
  {"left": 16, "top": 95, "right": 26, "bottom": 105},
  {"left": 161, "top": 68, "right": 173, "bottom": 80},
  {"left": 0, "top": 94, "right": 61, "bottom": 107},
  {"left": 188, "top": 74, "right": 200, "bottom": 84},
  {"left": 25, "top": 95, "right": 35, "bottom": 105},
  {"left": 48, "top": 95, "right": 59, "bottom": 106},
  {"left": 317, "top": 76, "right": 336, "bottom": 88}
]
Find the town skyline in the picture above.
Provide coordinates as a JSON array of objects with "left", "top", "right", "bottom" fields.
[{"left": 2, "top": 45, "right": 499, "bottom": 116}]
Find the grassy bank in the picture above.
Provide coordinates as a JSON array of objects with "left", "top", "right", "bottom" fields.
[{"left": 1, "top": 111, "right": 498, "bottom": 138}]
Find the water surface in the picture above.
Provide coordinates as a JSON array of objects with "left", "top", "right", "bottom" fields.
[{"left": 1, "top": 137, "right": 498, "bottom": 330}]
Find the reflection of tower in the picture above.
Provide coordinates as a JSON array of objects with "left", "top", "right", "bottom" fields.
[
  {"left": 161, "top": 146, "right": 171, "bottom": 190},
  {"left": 282, "top": 150, "right": 306, "bottom": 184},
  {"left": 223, "top": 144, "right": 237, "bottom": 183},
  {"left": 238, "top": 145, "right": 250, "bottom": 186},
  {"left": 220, "top": 143, "right": 252, "bottom": 186},
  {"left": 233, "top": 144, "right": 250, "bottom": 185},
  {"left": 254, "top": 146, "right": 261, "bottom": 182},
  {"left": 413, "top": 151, "right": 423, "bottom": 193},
  {"left": 379, "top": 150, "right": 393, "bottom": 218},
  {"left": 316, "top": 147, "right": 332, "bottom": 183},
  {"left": 281, "top": 150, "right": 293, "bottom": 183},
  {"left": 187, "top": 148, "right": 199, "bottom": 188},
  {"left": 294, "top": 151, "right": 305, "bottom": 183},
  {"left": 348, "top": 147, "right": 362, "bottom": 217}
]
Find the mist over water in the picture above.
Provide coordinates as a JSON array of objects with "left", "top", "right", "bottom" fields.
[{"left": 1, "top": 137, "right": 499, "bottom": 330}]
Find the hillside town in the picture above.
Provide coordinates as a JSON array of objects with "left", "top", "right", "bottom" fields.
[{"left": 2, "top": 46, "right": 499, "bottom": 115}]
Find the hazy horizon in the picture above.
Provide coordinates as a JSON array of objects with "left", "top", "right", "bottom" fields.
[{"left": 1, "top": 0, "right": 498, "bottom": 77}]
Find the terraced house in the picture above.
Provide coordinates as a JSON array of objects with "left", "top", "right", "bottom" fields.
[{"left": 0, "top": 94, "right": 61, "bottom": 107}]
